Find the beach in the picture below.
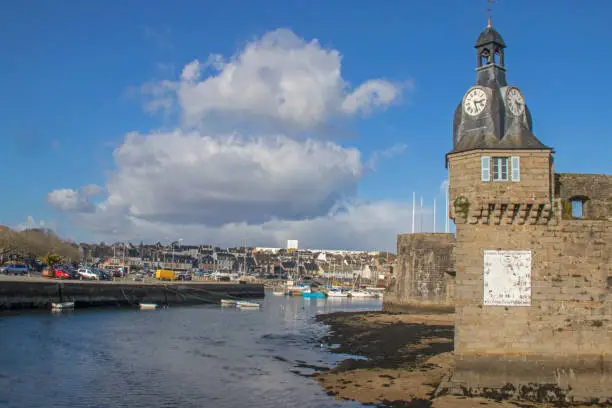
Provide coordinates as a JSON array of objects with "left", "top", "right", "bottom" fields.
[{"left": 314, "top": 311, "right": 609, "bottom": 407}]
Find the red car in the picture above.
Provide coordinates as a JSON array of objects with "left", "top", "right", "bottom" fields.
[{"left": 54, "top": 268, "right": 70, "bottom": 279}]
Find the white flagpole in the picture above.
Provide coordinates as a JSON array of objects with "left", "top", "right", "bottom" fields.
[
  {"left": 445, "top": 180, "right": 450, "bottom": 233},
  {"left": 433, "top": 198, "right": 436, "bottom": 233},
  {"left": 411, "top": 192, "right": 416, "bottom": 233}
]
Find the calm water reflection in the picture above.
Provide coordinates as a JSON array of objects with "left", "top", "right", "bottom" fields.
[{"left": 0, "top": 292, "right": 381, "bottom": 408}]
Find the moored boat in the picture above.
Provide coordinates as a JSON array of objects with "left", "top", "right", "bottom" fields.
[
  {"left": 302, "top": 291, "right": 326, "bottom": 299},
  {"left": 139, "top": 303, "right": 158, "bottom": 310},
  {"left": 50, "top": 302, "right": 74, "bottom": 311},
  {"left": 220, "top": 299, "right": 236, "bottom": 306},
  {"left": 347, "top": 290, "right": 377, "bottom": 298},
  {"left": 235, "top": 301, "right": 261, "bottom": 308},
  {"left": 325, "top": 288, "right": 348, "bottom": 298}
]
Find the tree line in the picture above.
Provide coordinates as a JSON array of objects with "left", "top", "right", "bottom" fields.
[{"left": 0, "top": 226, "right": 80, "bottom": 264}]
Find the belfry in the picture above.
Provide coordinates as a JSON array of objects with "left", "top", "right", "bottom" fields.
[{"left": 443, "top": 15, "right": 612, "bottom": 402}]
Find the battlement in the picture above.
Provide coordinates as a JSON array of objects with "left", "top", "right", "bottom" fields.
[
  {"left": 451, "top": 198, "right": 554, "bottom": 225},
  {"left": 555, "top": 173, "right": 612, "bottom": 220}
]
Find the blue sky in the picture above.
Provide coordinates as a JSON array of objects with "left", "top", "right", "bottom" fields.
[{"left": 1, "top": 0, "right": 610, "bottom": 250}]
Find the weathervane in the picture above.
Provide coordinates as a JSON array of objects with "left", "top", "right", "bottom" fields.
[{"left": 487, "top": 0, "right": 496, "bottom": 27}]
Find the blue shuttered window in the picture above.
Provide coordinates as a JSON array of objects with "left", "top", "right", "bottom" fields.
[
  {"left": 481, "top": 156, "right": 490, "bottom": 182},
  {"left": 511, "top": 156, "right": 520, "bottom": 182}
]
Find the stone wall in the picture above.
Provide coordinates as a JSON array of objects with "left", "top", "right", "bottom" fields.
[
  {"left": 384, "top": 233, "right": 455, "bottom": 313},
  {"left": 556, "top": 173, "right": 612, "bottom": 220},
  {"left": 0, "top": 280, "right": 265, "bottom": 309},
  {"left": 451, "top": 217, "right": 612, "bottom": 401},
  {"left": 447, "top": 158, "right": 612, "bottom": 401},
  {"left": 448, "top": 150, "right": 554, "bottom": 205}
]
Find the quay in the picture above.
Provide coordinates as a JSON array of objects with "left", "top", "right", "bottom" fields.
[{"left": 0, "top": 276, "right": 264, "bottom": 310}]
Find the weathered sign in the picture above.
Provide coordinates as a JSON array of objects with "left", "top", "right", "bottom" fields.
[{"left": 483, "top": 250, "right": 532, "bottom": 306}]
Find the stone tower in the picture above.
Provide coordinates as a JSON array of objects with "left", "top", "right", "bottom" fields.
[
  {"left": 448, "top": 21, "right": 554, "bottom": 212},
  {"left": 445, "top": 20, "right": 612, "bottom": 401}
]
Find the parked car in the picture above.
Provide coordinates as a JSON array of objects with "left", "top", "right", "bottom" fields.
[
  {"left": 177, "top": 273, "right": 192, "bottom": 281},
  {"left": 54, "top": 268, "right": 71, "bottom": 279},
  {"left": 97, "top": 270, "right": 111, "bottom": 280},
  {"left": 65, "top": 268, "right": 80, "bottom": 280},
  {"left": 77, "top": 267, "right": 99, "bottom": 280},
  {"left": 1, "top": 263, "right": 29, "bottom": 275}
]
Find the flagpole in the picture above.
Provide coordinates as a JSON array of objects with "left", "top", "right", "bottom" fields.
[
  {"left": 433, "top": 198, "right": 436, "bottom": 233},
  {"left": 445, "top": 180, "right": 450, "bottom": 233},
  {"left": 411, "top": 192, "right": 416, "bottom": 234}
]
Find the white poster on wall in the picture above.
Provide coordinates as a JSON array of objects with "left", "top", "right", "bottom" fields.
[{"left": 483, "top": 250, "right": 532, "bottom": 307}]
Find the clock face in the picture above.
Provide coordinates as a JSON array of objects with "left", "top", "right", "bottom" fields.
[
  {"left": 464, "top": 88, "right": 487, "bottom": 116},
  {"left": 506, "top": 87, "right": 525, "bottom": 116}
]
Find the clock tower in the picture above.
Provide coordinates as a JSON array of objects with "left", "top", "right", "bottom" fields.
[
  {"left": 445, "top": 18, "right": 558, "bottom": 393},
  {"left": 447, "top": 20, "right": 554, "bottom": 216},
  {"left": 443, "top": 15, "right": 612, "bottom": 403},
  {"left": 450, "top": 20, "right": 551, "bottom": 155}
]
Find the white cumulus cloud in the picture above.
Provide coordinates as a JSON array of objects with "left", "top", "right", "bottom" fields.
[
  {"left": 47, "top": 189, "right": 95, "bottom": 212},
  {"left": 48, "top": 28, "right": 414, "bottom": 250},
  {"left": 81, "top": 184, "right": 104, "bottom": 197},
  {"left": 92, "top": 130, "right": 362, "bottom": 226},
  {"left": 74, "top": 199, "right": 426, "bottom": 251},
  {"left": 143, "top": 28, "right": 404, "bottom": 129}
]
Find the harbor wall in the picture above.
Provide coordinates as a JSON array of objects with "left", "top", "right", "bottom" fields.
[
  {"left": 383, "top": 233, "right": 455, "bottom": 313},
  {"left": 0, "top": 280, "right": 264, "bottom": 310}
]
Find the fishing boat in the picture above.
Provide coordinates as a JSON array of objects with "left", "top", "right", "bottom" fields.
[
  {"left": 220, "top": 299, "right": 236, "bottom": 306},
  {"left": 139, "top": 303, "right": 158, "bottom": 310},
  {"left": 50, "top": 302, "right": 74, "bottom": 311},
  {"left": 272, "top": 290, "right": 285, "bottom": 296},
  {"left": 235, "top": 301, "right": 261, "bottom": 308}
]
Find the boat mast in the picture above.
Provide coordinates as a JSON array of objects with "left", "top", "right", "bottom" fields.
[{"left": 243, "top": 240, "right": 247, "bottom": 275}]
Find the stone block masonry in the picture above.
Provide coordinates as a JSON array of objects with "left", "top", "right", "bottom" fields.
[
  {"left": 384, "top": 233, "right": 455, "bottom": 313},
  {"left": 447, "top": 162, "right": 612, "bottom": 401},
  {"left": 556, "top": 173, "right": 612, "bottom": 221}
]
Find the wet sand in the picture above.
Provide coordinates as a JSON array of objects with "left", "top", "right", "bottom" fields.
[{"left": 314, "top": 311, "right": 608, "bottom": 408}]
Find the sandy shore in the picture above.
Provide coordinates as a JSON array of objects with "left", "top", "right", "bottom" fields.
[{"left": 314, "top": 311, "right": 608, "bottom": 408}]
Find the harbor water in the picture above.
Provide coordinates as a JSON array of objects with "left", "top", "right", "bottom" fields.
[{"left": 0, "top": 291, "right": 382, "bottom": 408}]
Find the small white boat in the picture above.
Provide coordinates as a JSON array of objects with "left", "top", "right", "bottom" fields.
[
  {"left": 51, "top": 302, "right": 74, "bottom": 311},
  {"left": 220, "top": 299, "right": 236, "bottom": 306},
  {"left": 325, "top": 288, "right": 349, "bottom": 298},
  {"left": 139, "top": 303, "right": 158, "bottom": 310},
  {"left": 272, "top": 291, "right": 285, "bottom": 296},
  {"left": 235, "top": 301, "right": 261, "bottom": 308},
  {"left": 348, "top": 290, "right": 377, "bottom": 298}
]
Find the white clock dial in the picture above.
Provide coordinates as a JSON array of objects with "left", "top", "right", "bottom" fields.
[
  {"left": 463, "top": 88, "right": 488, "bottom": 116},
  {"left": 506, "top": 87, "right": 525, "bottom": 116}
]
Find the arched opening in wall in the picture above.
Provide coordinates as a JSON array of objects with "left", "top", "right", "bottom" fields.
[
  {"left": 480, "top": 48, "right": 492, "bottom": 66},
  {"left": 568, "top": 196, "right": 589, "bottom": 219}
]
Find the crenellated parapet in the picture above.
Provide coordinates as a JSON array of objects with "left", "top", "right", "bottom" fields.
[{"left": 451, "top": 196, "right": 554, "bottom": 225}]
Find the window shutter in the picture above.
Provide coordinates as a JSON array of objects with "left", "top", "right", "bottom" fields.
[
  {"left": 511, "top": 156, "right": 520, "bottom": 182},
  {"left": 481, "top": 156, "right": 490, "bottom": 182}
]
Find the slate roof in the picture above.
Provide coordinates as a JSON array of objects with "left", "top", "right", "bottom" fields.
[{"left": 475, "top": 26, "right": 506, "bottom": 48}]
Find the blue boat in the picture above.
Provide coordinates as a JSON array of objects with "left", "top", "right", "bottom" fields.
[{"left": 301, "top": 291, "right": 326, "bottom": 299}]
